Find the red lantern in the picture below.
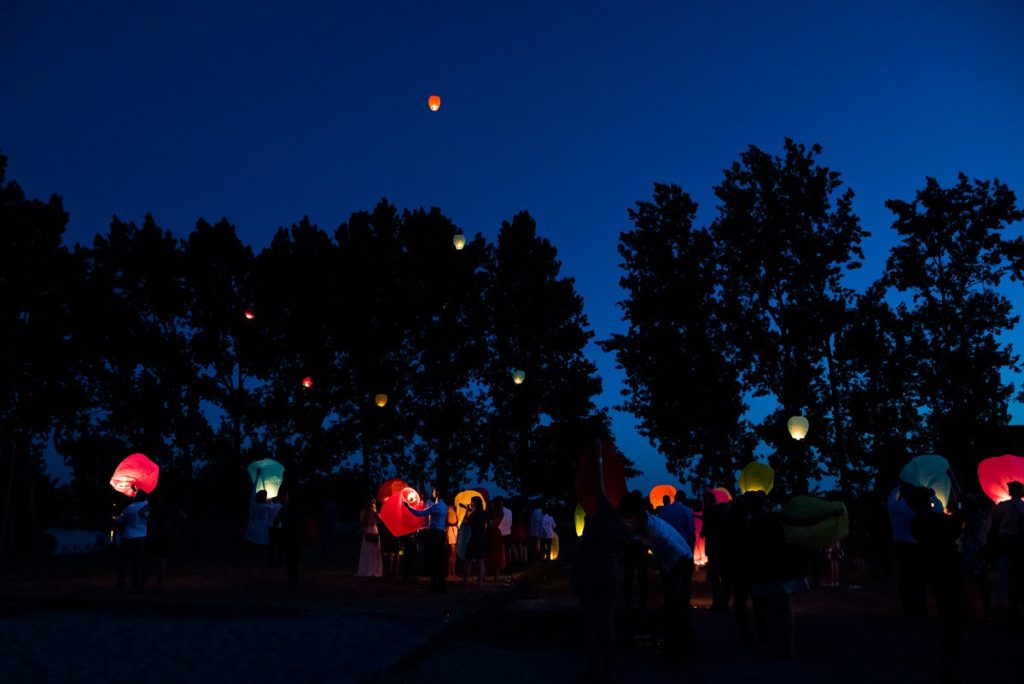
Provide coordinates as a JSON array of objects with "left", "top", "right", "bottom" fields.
[
  {"left": 693, "top": 513, "right": 707, "bottom": 566},
  {"left": 575, "top": 438, "right": 628, "bottom": 516},
  {"left": 377, "top": 478, "right": 408, "bottom": 505},
  {"left": 109, "top": 453, "right": 160, "bottom": 497},
  {"left": 427, "top": 95, "right": 441, "bottom": 111},
  {"left": 301, "top": 376, "right": 313, "bottom": 389},
  {"left": 244, "top": 308, "right": 255, "bottom": 320},
  {"left": 709, "top": 487, "right": 732, "bottom": 505},
  {"left": 378, "top": 486, "right": 426, "bottom": 537},
  {"left": 649, "top": 484, "right": 677, "bottom": 509},
  {"left": 978, "top": 454, "right": 1024, "bottom": 504}
]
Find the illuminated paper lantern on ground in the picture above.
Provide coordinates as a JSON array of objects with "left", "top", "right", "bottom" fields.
[
  {"left": 575, "top": 438, "right": 628, "bottom": 515},
  {"left": 781, "top": 495, "right": 849, "bottom": 549},
  {"left": 574, "top": 504, "right": 586, "bottom": 537},
  {"left": 739, "top": 461, "right": 774, "bottom": 494},
  {"left": 377, "top": 478, "right": 408, "bottom": 505},
  {"left": 693, "top": 513, "right": 707, "bottom": 566},
  {"left": 978, "top": 454, "right": 1024, "bottom": 504},
  {"left": 454, "top": 489, "right": 487, "bottom": 525},
  {"left": 428, "top": 95, "right": 441, "bottom": 111},
  {"left": 787, "top": 415, "right": 809, "bottom": 440},
  {"left": 512, "top": 369, "right": 526, "bottom": 385},
  {"left": 374, "top": 393, "right": 388, "bottom": 408},
  {"left": 900, "top": 454, "right": 951, "bottom": 509},
  {"left": 379, "top": 486, "right": 425, "bottom": 536},
  {"left": 649, "top": 484, "right": 677, "bottom": 509},
  {"left": 302, "top": 376, "right": 314, "bottom": 389},
  {"left": 709, "top": 487, "right": 732, "bottom": 505},
  {"left": 248, "top": 458, "right": 284, "bottom": 499},
  {"left": 109, "top": 453, "right": 160, "bottom": 497},
  {"left": 453, "top": 233, "right": 466, "bottom": 250}
]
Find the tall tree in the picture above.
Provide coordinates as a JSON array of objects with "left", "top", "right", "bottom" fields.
[
  {"left": 880, "top": 174, "right": 1024, "bottom": 474},
  {"left": 483, "top": 212, "right": 604, "bottom": 498},
  {"left": 603, "top": 183, "right": 753, "bottom": 488},
  {"left": 711, "top": 139, "right": 869, "bottom": 494}
]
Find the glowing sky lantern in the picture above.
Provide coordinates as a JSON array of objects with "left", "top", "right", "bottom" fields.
[
  {"left": 374, "top": 393, "right": 389, "bottom": 408},
  {"left": 709, "top": 487, "right": 733, "bottom": 505},
  {"left": 512, "top": 369, "right": 526, "bottom": 385},
  {"left": 301, "top": 376, "right": 314, "bottom": 389},
  {"left": 244, "top": 308, "right": 255, "bottom": 320},
  {"left": 379, "top": 486, "right": 426, "bottom": 536},
  {"left": 109, "top": 453, "right": 160, "bottom": 497},
  {"left": 427, "top": 95, "right": 441, "bottom": 111},
  {"left": 899, "top": 454, "right": 951, "bottom": 509},
  {"left": 549, "top": 532, "right": 560, "bottom": 560},
  {"left": 978, "top": 454, "right": 1024, "bottom": 504},
  {"left": 575, "top": 438, "right": 628, "bottom": 515},
  {"left": 574, "top": 503, "right": 586, "bottom": 537},
  {"left": 454, "top": 489, "right": 487, "bottom": 525},
  {"left": 248, "top": 458, "right": 285, "bottom": 498},
  {"left": 452, "top": 233, "right": 466, "bottom": 250},
  {"left": 377, "top": 478, "right": 408, "bottom": 505},
  {"left": 693, "top": 513, "right": 707, "bottom": 566},
  {"left": 787, "top": 415, "right": 809, "bottom": 440},
  {"left": 739, "top": 461, "right": 774, "bottom": 494},
  {"left": 649, "top": 484, "right": 677, "bottom": 509},
  {"left": 781, "top": 495, "right": 849, "bottom": 549}
]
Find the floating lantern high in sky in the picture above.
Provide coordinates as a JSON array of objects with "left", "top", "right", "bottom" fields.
[
  {"left": 374, "top": 393, "right": 389, "bottom": 408},
  {"left": 301, "top": 376, "right": 313, "bottom": 389},
  {"left": 787, "top": 415, "right": 809, "bottom": 440},
  {"left": 248, "top": 458, "right": 284, "bottom": 498},
  {"left": 244, "top": 308, "right": 255, "bottom": 320},
  {"left": 978, "top": 454, "right": 1024, "bottom": 504},
  {"left": 782, "top": 495, "right": 849, "bottom": 549},
  {"left": 379, "top": 486, "right": 426, "bottom": 536},
  {"left": 452, "top": 233, "right": 466, "bottom": 250},
  {"left": 739, "top": 461, "right": 774, "bottom": 494},
  {"left": 899, "top": 454, "right": 952, "bottom": 509},
  {"left": 109, "top": 453, "right": 160, "bottom": 497},
  {"left": 512, "top": 369, "right": 526, "bottom": 385},
  {"left": 427, "top": 95, "right": 441, "bottom": 111},
  {"left": 649, "top": 484, "right": 677, "bottom": 509}
]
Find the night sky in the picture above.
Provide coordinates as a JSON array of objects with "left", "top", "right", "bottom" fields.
[{"left": 4, "top": 1, "right": 1023, "bottom": 492}]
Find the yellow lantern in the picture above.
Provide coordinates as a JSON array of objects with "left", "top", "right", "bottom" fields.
[
  {"left": 739, "top": 461, "right": 775, "bottom": 494},
  {"left": 374, "top": 393, "right": 388, "bottom": 408},
  {"left": 574, "top": 503, "right": 585, "bottom": 537},
  {"left": 452, "top": 233, "right": 466, "bottom": 250},
  {"left": 787, "top": 415, "right": 809, "bottom": 440},
  {"left": 512, "top": 369, "right": 526, "bottom": 385},
  {"left": 428, "top": 95, "right": 441, "bottom": 111}
]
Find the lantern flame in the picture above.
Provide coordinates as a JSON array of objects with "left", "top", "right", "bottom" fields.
[{"left": 428, "top": 95, "right": 441, "bottom": 111}]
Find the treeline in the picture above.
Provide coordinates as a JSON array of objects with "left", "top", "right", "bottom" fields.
[
  {"left": 0, "top": 152, "right": 609, "bottom": 551},
  {"left": 606, "top": 139, "right": 1024, "bottom": 495}
]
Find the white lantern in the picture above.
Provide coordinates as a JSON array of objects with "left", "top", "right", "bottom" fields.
[
  {"left": 512, "top": 369, "right": 526, "bottom": 385},
  {"left": 787, "top": 415, "right": 809, "bottom": 440},
  {"left": 452, "top": 233, "right": 466, "bottom": 250}
]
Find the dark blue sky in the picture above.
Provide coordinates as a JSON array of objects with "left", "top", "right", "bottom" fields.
[{"left": 4, "top": 1, "right": 1023, "bottom": 491}]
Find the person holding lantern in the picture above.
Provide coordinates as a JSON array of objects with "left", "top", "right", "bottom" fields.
[
  {"left": 461, "top": 496, "right": 489, "bottom": 588},
  {"left": 990, "top": 480, "right": 1024, "bottom": 617},
  {"left": 114, "top": 489, "right": 151, "bottom": 591},
  {"left": 405, "top": 487, "right": 449, "bottom": 592}
]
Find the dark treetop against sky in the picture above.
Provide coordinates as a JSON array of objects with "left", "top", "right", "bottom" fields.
[{"left": 3, "top": 1, "right": 1023, "bottom": 492}]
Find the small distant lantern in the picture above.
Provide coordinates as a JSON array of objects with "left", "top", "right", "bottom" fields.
[
  {"left": 452, "top": 233, "right": 466, "bottom": 250},
  {"left": 787, "top": 415, "right": 809, "bottom": 440},
  {"left": 428, "top": 95, "right": 441, "bottom": 111},
  {"left": 302, "top": 376, "right": 314, "bottom": 389},
  {"left": 374, "top": 393, "right": 389, "bottom": 408},
  {"left": 512, "top": 369, "right": 526, "bottom": 385},
  {"left": 244, "top": 308, "right": 255, "bottom": 320}
]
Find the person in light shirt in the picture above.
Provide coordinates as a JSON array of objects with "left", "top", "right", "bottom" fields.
[{"left": 114, "top": 489, "right": 151, "bottom": 590}]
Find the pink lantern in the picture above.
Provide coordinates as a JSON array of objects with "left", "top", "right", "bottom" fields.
[
  {"left": 378, "top": 486, "right": 426, "bottom": 537},
  {"left": 978, "top": 454, "right": 1024, "bottom": 504},
  {"left": 109, "top": 453, "right": 160, "bottom": 497},
  {"left": 693, "top": 512, "right": 707, "bottom": 566},
  {"left": 709, "top": 487, "right": 733, "bottom": 505},
  {"left": 649, "top": 484, "right": 677, "bottom": 509}
]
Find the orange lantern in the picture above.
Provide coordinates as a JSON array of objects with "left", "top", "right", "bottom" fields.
[
  {"left": 374, "top": 393, "right": 388, "bottom": 408},
  {"left": 978, "top": 454, "right": 1024, "bottom": 504},
  {"left": 301, "top": 376, "right": 313, "bottom": 389},
  {"left": 649, "top": 484, "right": 677, "bottom": 509},
  {"left": 427, "top": 95, "right": 441, "bottom": 111},
  {"left": 109, "top": 453, "right": 160, "bottom": 497}
]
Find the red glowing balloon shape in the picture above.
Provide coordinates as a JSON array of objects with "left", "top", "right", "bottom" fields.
[
  {"left": 301, "top": 376, "right": 313, "bottom": 389},
  {"left": 693, "top": 513, "right": 707, "bottom": 565},
  {"left": 244, "top": 308, "right": 255, "bottom": 320},
  {"left": 978, "top": 454, "right": 1024, "bottom": 504},
  {"left": 709, "top": 487, "right": 733, "bottom": 505},
  {"left": 379, "top": 486, "right": 426, "bottom": 537},
  {"left": 377, "top": 478, "right": 408, "bottom": 505},
  {"left": 575, "top": 438, "right": 628, "bottom": 516},
  {"left": 109, "top": 453, "right": 160, "bottom": 497}
]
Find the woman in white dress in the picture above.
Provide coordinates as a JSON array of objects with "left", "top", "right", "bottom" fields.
[{"left": 356, "top": 498, "right": 383, "bottom": 577}]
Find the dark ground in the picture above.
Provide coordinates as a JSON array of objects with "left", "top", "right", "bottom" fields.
[{"left": 0, "top": 546, "right": 1017, "bottom": 684}]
